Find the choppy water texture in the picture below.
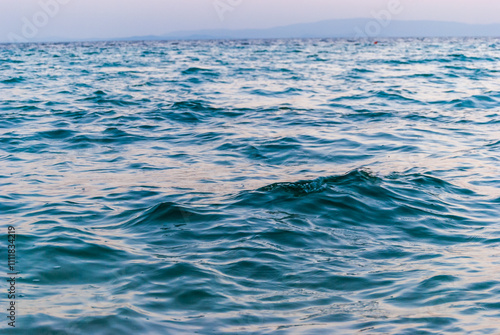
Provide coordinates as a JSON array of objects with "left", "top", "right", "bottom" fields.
[{"left": 1, "top": 38, "right": 500, "bottom": 334}]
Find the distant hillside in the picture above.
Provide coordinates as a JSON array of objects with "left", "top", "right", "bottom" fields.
[
  {"left": 7, "top": 18, "right": 500, "bottom": 43},
  {"left": 149, "top": 19, "right": 500, "bottom": 40}
]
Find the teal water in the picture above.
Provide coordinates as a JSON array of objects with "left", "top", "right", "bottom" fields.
[{"left": 1, "top": 38, "right": 500, "bottom": 334}]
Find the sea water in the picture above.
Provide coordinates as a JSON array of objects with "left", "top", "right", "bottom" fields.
[{"left": 1, "top": 38, "right": 500, "bottom": 334}]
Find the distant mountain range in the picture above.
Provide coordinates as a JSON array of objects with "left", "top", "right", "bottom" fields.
[
  {"left": 116, "top": 19, "right": 500, "bottom": 41},
  {"left": 6, "top": 18, "right": 500, "bottom": 43}
]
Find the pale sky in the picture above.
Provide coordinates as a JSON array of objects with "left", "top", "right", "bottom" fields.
[{"left": 1, "top": 0, "right": 500, "bottom": 42}]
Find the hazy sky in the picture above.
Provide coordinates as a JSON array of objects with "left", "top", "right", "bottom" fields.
[{"left": 1, "top": 0, "right": 500, "bottom": 42}]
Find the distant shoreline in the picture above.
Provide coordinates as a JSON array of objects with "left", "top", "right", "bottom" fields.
[{"left": 3, "top": 18, "right": 500, "bottom": 44}]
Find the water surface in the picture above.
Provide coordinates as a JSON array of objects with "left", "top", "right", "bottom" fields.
[{"left": 1, "top": 38, "right": 500, "bottom": 334}]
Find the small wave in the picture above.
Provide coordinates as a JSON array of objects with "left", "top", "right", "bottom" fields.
[
  {"left": 485, "top": 139, "right": 500, "bottom": 148},
  {"left": 238, "top": 169, "right": 483, "bottom": 235},
  {"left": 170, "top": 100, "right": 219, "bottom": 112},
  {"left": 181, "top": 67, "right": 220, "bottom": 77},
  {"left": 1, "top": 77, "right": 24, "bottom": 84},
  {"left": 67, "top": 129, "right": 147, "bottom": 145},
  {"left": 250, "top": 87, "right": 303, "bottom": 96},
  {"left": 119, "top": 201, "right": 223, "bottom": 230},
  {"left": 38, "top": 129, "right": 76, "bottom": 140},
  {"left": 257, "top": 169, "right": 379, "bottom": 196}
]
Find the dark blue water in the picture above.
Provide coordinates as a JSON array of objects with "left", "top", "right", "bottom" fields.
[{"left": 1, "top": 38, "right": 500, "bottom": 334}]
